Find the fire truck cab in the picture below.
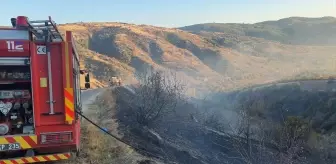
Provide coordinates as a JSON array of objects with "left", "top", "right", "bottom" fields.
[{"left": 0, "top": 16, "right": 89, "bottom": 163}]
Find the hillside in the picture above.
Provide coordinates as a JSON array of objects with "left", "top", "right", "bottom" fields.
[
  {"left": 59, "top": 17, "right": 336, "bottom": 164},
  {"left": 180, "top": 16, "right": 336, "bottom": 45},
  {"left": 58, "top": 17, "right": 336, "bottom": 93}
]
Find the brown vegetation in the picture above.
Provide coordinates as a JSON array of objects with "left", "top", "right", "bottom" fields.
[{"left": 58, "top": 18, "right": 336, "bottom": 92}]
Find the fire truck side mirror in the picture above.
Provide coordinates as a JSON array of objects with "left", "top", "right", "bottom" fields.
[{"left": 85, "top": 73, "right": 90, "bottom": 83}]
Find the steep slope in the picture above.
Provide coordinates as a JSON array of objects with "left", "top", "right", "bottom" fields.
[
  {"left": 59, "top": 24, "right": 136, "bottom": 88},
  {"left": 59, "top": 19, "right": 336, "bottom": 93},
  {"left": 180, "top": 17, "right": 336, "bottom": 45}
]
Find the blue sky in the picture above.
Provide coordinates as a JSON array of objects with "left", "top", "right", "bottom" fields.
[{"left": 1, "top": 0, "right": 335, "bottom": 27}]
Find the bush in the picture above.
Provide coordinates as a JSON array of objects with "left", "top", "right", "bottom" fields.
[
  {"left": 275, "top": 116, "right": 310, "bottom": 154},
  {"left": 129, "top": 68, "right": 185, "bottom": 126},
  {"left": 316, "top": 133, "right": 336, "bottom": 163}
]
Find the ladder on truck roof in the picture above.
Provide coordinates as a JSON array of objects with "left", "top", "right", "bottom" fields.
[{"left": 26, "top": 16, "right": 63, "bottom": 42}]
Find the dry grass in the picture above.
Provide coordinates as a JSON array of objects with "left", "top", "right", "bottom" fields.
[
  {"left": 60, "top": 123, "right": 140, "bottom": 164},
  {"left": 59, "top": 89, "right": 160, "bottom": 164},
  {"left": 60, "top": 22, "right": 336, "bottom": 92}
]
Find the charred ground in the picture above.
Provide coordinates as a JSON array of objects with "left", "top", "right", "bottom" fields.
[{"left": 108, "top": 80, "right": 336, "bottom": 164}]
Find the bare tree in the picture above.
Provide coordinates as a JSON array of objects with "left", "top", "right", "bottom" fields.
[
  {"left": 130, "top": 68, "right": 186, "bottom": 126},
  {"left": 227, "top": 106, "right": 275, "bottom": 164}
]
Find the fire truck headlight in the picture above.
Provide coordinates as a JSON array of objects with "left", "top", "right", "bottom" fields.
[{"left": 0, "top": 124, "right": 9, "bottom": 135}]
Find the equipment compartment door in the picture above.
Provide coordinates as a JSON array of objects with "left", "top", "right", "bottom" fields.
[{"left": 31, "top": 43, "right": 64, "bottom": 126}]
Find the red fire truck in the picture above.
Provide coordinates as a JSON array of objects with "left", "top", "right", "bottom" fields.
[{"left": 0, "top": 16, "right": 90, "bottom": 163}]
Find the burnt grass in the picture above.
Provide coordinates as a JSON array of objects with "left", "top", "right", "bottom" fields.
[
  {"left": 111, "top": 87, "right": 266, "bottom": 164},
  {"left": 220, "top": 83, "right": 336, "bottom": 133},
  {"left": 109, "top": 82, "right": 336, "bottom": 164}
]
